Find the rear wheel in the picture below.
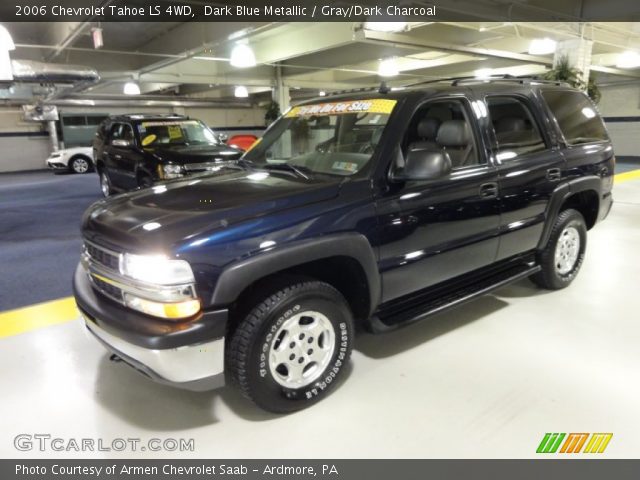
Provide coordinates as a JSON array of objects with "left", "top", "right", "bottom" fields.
[
  {"left": 70, "top": 156, "right": 91, "bottom": 174},
  {"left": 226, "top": 280, "right": 354, "bottom": 413},
  {"left": 531, "top": 208, "right": 587, "bottom": 290}
]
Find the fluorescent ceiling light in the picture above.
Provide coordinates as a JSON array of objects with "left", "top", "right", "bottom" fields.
[
  {"left": 474, "top": 68, "right": 493, "bottom": 79},
  {"left": 528, "top": 38, "right": 557, "bottom": 55},
  {"left": 364, "top": 22, "right": 407, "bottom": 33},
  {"left": 0, "top": 50, "right": 12, "bottom": 81},
  {"left": 234, "top": 85, "right": 249, "bottom": 98},
  {"left": 193, "top": 56, "right": 228, "bottom": 62},
  {"left": 0, "top": 24, "right": 15, "bottom": 51},
  {"left": 616, "top": 51, "right": 640, "bottom": 69},
  {"left": 123, "top": 82, "right": 140, "bottom": 95},
  {"left": 378, "top": 58, "right": 399, "bottom": 77},
  {"left": 230, "top": 43, "right": 256, "bottom": 68}
]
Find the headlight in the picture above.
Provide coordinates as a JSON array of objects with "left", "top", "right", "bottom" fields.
[
  {"left": 162, "top": 164, "right": 184, "bottom": 178},
  {"left": 120, "top": 253, "right": 194, "bottom": 285}
]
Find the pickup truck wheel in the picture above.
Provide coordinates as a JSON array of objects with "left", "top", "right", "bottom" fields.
[
  {"left": 532, "top": 208, "right": 587, "bottom": 290},
  {"left": 226, "top": 281, "right": 354, "bottom": 413}
]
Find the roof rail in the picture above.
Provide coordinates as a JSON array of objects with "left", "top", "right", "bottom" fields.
[{"left": 404, "top": 74, "right": 568, "bottom": 88}]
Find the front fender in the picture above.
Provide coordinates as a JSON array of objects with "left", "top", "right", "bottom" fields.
[{"left": 210, "top": 233, "right": 380, "bottom": 315}]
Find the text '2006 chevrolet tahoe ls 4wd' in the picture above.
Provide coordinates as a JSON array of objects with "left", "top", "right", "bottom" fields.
[{"left": 73, "top": 78, "right": 614, "bottom": 413}]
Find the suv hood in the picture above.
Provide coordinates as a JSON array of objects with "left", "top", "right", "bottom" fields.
[
  {"left": 147, "top": 144, "right": 243, "bottom": 164},
  {"left": 83, "top": 168, "right": 342, "bottom": 252}
]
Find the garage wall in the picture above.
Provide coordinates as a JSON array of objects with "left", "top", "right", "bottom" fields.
[
  {"left": 598, "top": 84, "right": 640, "bottom": 159},
  {"left": 0, "top": 105, "right": 266, "bottom": 173},
  {"left": 0, "top": 109, "right": 51, "bottom": 172}
]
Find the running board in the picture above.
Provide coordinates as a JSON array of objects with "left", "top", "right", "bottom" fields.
[{"left": 368, "top": 264, "right": 541, "bottom": 333}]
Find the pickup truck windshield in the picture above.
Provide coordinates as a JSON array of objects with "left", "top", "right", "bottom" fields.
[
  {"left": 138, "top": 120, "right": 218, "bottom": 146},
  {"left": 244, "top": 99, "right": 397, "bottom": 176}
]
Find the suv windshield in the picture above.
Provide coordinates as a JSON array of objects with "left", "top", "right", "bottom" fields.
[
  {"left": 244, "top": 99, "right": 397, "bottom": 176},
  {"left": 137, "top": 120, "right": 218, "bottom": 147}
]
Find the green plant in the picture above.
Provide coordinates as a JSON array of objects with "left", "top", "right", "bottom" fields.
[
  {"left": 544, "top": 55, "right": 601, "bottom": 103},
  {"left": 264, "top": 100, "right": 281, "bottom": 125}
]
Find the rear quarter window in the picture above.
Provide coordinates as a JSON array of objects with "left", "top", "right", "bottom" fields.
[{"left": 541, "top": 90, "right": 609, "bottom": 145}]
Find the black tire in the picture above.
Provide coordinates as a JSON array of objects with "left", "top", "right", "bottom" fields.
[
  {"left": 531, "top": 208, "right": 587, "bottom": 290},
  {"left": 226, "top": 280, "right": 354, "bottom": 413},
  {"left": 99, "top": 169, "right": 113, "bottom": 197},
  {"left": 70, "top": 156, "right": 92, "bottom": 174}
]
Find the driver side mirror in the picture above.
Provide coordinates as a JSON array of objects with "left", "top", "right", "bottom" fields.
[
  {"left": 391, "top": 148, "right": 452, "bottom": 182},
  {"left": 216, "top": 133, "right": 228, "bottom": 144},
  {"left": 112, "top": 139, "right": 132, "bottom": 148}
]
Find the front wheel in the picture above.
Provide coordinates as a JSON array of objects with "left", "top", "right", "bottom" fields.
[
  {"left": 226, "top": 280, "right": 354, "bottom": 413},
  {"left": 70, "top": 156, "right": 91, "bottom": 174},
  {"left": 531, "top": 208, "right": 587, "bottom": 290}
]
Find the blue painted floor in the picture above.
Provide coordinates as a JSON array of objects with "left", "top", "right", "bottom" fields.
[{"left": 0, "top": 171, "right": 101, "bottom": 311}]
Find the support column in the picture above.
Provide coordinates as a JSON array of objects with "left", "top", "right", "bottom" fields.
[
  {"left": 553, "top": 37, "right": 594, "bottom": 85},
  {"left": 47, "top": 120, "right": 59, "bottom": 152},
  {"left": 273, "top": 65, "right": 290, "bottom": 112}
]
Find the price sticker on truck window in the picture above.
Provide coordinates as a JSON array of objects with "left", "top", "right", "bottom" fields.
[
  {"left": 331, "top": 161, "right": 359, "bottom": 173},
  {"left": 168, "top": 125, "right": 183, "bottom": 140},
  {"left": 286, "top": 99, "right": 397, "bottom": 117}
]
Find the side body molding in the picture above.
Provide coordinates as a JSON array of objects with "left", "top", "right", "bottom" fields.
[{"left": 210, "top": 233, "right": 381, "bottom": 315}]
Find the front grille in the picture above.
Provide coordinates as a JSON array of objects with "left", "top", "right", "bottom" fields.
[
  {"left": 183, "top": 161, "right": 222, "bottom": 172},
  {"left": 85, "top": 242, "right": 120, "bottom": 271},
  {"left": 91, "top": 275, "right": 124, "bottom": 302}
]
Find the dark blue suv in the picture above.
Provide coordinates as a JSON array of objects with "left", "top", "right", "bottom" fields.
[{"left": 73, "top": 79, "right": 614, "bottom": 412}]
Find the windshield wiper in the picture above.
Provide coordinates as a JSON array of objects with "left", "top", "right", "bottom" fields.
[{"left": 262, "top": 163, "right": 311, "bottom": 180}]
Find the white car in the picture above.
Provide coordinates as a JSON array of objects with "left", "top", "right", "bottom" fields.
[{"left": 46, "top": 146, "right": 94, "bottom": 174}]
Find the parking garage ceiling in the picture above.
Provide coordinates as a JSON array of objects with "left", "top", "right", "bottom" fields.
[{"left": 3, "top": 2, "right": 640, "bottom": 106}]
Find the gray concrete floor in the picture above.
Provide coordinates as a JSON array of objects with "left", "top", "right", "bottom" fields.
[{"left": 1, "top": 178, "right": 638, "bottom": 459}]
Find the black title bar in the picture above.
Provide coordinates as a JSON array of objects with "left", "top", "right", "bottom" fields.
[{"left": 2, "top": 0, "right": 640, "bottom": 22}]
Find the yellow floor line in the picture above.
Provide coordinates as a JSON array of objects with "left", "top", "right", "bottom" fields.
[
  {"left": 614, "top": 169, "right": 640, "bottom": 184},
  {"left": 0, "top": 297, "right": 78, "bottom": 339}
]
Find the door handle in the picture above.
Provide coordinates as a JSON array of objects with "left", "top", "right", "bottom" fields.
[
  {"left": 546, "top": 168, "right": 561, "bottom": 181},
  {"left": 479, "top": 182, "right": 498, "bottom": 199}
]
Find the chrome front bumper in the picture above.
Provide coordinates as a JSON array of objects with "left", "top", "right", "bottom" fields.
[{"left": 84, "top": 314, "right": 225, "bottom": 391}]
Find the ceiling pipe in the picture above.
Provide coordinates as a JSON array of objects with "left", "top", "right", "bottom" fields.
[{"left": 41, "top": 96, "right": 254, "bottom": 108}]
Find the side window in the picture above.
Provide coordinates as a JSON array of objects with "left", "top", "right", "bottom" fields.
[
  {"left": 121, "top": 124, "right": 134, "bottom": 143},
  {"left": 109, "top": 123, "right": 134, "bottom": 144},
  {"left": 403, "top": 99, "right": 482, "bottom": 170},
  {"left": 109, "top": 123, "right": 123, "bottom": 143},
  {"left": 486, "top": 96, "right": 547, "bottom": 161},
  {"left": 541, "top": 90, "right": 609, "bottom": 145}
]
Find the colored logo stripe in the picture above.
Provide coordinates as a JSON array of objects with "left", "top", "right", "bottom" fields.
[
  {"left": 583, "top": 433, "right": 613, "bottom": 453},
  {"left": 537, "top": 433, "right": 566, "bottom": 453},
  {"left": 560, "top": 433, "right": 589, "bottom": 453},
  {"left": 537, "top": 433, "right": 612, "bottom": 453}
]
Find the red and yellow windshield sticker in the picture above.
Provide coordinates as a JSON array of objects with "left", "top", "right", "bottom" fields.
[{"left": 286, "top": 99, "right": 397, "bottom": 117}]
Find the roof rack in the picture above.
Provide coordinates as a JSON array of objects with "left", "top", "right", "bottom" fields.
[{"left": 404, "top": 74, "right": 567, "bottom": 88}]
